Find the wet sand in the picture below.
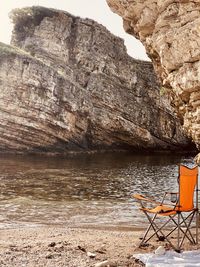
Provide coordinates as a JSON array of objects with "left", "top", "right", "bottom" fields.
[{"left": 0, "top": 225, "right": 199, "bottom": 267}]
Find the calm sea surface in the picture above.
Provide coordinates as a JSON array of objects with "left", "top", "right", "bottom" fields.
[{"left": 0, "top": 152, "right": 196, "bottom": 229}]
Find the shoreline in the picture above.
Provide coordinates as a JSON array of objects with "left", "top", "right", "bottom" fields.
[
  {"left": 0, "top": 148, "right": 197, "bottom": 157},
  {"left": 0, "top": 225, "right": 199, "bottom": 267}
]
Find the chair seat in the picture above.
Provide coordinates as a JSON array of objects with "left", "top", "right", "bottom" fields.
[{"left": 141, "top": 205, "right": 177, "bottom": 216}]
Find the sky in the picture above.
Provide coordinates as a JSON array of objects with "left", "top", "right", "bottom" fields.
[{"left": 0, "top": 0, "right": 149, "bottom": 60}]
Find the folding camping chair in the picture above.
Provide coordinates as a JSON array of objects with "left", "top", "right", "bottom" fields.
[{"left": 133, "top": 165, "right": 199, "bottom": 252}]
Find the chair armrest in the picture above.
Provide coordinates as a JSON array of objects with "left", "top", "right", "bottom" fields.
[
  {"left": 133, "top": 193, "right": 177, "bottom": 209},
  {"left": 132, "top": 194, "right": 160, "bottom": 204}
]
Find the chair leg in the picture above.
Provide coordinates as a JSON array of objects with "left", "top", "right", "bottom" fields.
[
  {"left": 196, "top": 210, "right": 199, "bottom": 244},
  {"left": 181, "top": 212, "right": 196, "bottom": 243},
  {"left": 143, "top": 214, "right": 178, "bottom": 251},
  {"left": 139, "top": 212, "right": 178, "bottom": 250},
  {"left": 165, "top": 215, "right": 194, "bottom": 244},
  {"left": 180, "top": 211, "right": 196, "bottom": 248},
  {"left": 177, "top": 213, "right": 180, "bottom": 252},
  {"left": 167, "top": 212, "right": 195, "bottom": 244},
  {"left": 145, "top": 215, "right": 176, "bottom": 242},
  {"left": 140, "top": 212, "right": 177, "bottom": 245},
  {"left": 139, "top": 212, "right": 159, "bottom": 246},
  {"left": 139, "top": 211, "right": 196, "bottom": 252}
]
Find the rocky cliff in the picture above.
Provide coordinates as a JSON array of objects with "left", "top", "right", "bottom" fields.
[
  {"left": 0, "top": 6, "right": 191, "bottom": 153},
  {"left": 107, "top": 0, "right": 200, "bottom": 150}
]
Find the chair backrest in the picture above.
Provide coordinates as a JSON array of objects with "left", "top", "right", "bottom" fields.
[{"left": 178, "top": 165, "right": 198, "bottom": 212}]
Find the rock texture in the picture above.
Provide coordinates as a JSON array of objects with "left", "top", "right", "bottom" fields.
[
  {"left": 0, "top": 7, "right": 191, "bottom": 153},
  {"left": 106, "top": 0, "right": 200, "bottom": 150}
]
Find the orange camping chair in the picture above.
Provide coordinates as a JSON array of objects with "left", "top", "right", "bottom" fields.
[{"left": 133, "top": 165, "right": 199, "bottom": 252}]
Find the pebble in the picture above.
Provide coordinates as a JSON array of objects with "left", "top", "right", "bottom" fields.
[
  {"left": 46, "top": 254, "right": 53, "bottom": 259},
  {"left": 87, "top": 251, "right": 96, "bottom": 258},
  {"left": 48, "top": 242, "right": 56, "bottom": 247},
  {"left": 155, "top": 246, "right": 165, "bottom": 255},
  {"left": 77, "top": 245, "right": 86, "bottom": 252}
]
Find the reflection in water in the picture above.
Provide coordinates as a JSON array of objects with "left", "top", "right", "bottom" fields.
[{"left": 0, "top": 152, "right": 196, "bottom": 228}]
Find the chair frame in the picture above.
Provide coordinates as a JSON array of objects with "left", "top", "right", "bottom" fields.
[{"left": 133, "top": 165, "right": 199, "bottom": 252}]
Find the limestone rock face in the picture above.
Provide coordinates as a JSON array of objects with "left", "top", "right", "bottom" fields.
[
  {"left": 107, "top": 0, "right": 200, "bottom": 149},
  {"left": 0, "top": 7, "right": 191, "bottom": 153}
]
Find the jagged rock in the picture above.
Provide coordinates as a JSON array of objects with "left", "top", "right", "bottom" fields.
[
  {"left": 0, "top": 7, "right": 192, "bottom": 153},
  {"left": 106, "top": 0, "right": 200, "bottom": 150}
]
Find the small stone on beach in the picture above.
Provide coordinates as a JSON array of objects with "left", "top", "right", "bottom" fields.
[
  {"left": 77, "top": 245, "right": 86, "bottom": 252},
  {"left": 48, "top": 242, "right": 56, "bottom": 247},
  {"left": 87, "top": 251, "right": 96, "bottom": 258}
]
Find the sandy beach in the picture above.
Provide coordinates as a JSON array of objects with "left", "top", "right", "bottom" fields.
[
  {"left": 0, "top": 226, "right": 143, "bottom": 267},
  {"left": 0, "top": 225, "right": 199, "bottom": 267}
]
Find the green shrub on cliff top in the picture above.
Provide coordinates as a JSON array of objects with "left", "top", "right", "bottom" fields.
[
  {"left": 9, "top": 7, "right": 33, "bottom": 24},
  {"left": 9, "top": 6, "right": 55, "bottom": 28}
]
